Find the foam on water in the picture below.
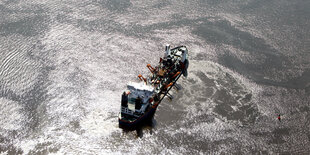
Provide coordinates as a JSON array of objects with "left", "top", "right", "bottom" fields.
[
  {"left": 157, "top": 59, "right": 267, "bottom": 153},
  {"left": 0, "top": 98, "right": 25, "bottom": 131}
]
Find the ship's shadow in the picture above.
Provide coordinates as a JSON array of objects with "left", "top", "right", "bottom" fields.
[{"left": 121, "top": 117, "right": 157, "bottom": 138}]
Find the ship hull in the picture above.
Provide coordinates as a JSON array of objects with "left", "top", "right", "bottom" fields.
[
  {"left": 118, "top": 45, "right": 188, "bottom": 130},
  {"left": 118, "top": 104, "right": 158, "bottom": 130}
]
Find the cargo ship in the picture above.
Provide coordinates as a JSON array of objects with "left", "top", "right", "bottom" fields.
[{"left": 118, "top": 45, "right": 189, "bottom": 129}]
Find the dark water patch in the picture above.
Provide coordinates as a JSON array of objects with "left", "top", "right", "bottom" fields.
[
  {"left": 196, "top": 71, "right": 215, "bottom": 87},
  {"left": 268, "top": 127, "right": 290, "bottom": 144},
  {"left": 219, "top": 53, "right": 257, "bottom": 77},
  {"left": 213, "top": 137, "right": 234, "bottom": 145},
  {"left": 156, "top": 101, "right": 185, "bottom": 126},
  {"left": 213, "top": 89, "right": 238, "bottom": 106},
  {"left": 281, "top": 1, "right": 310, "bottom": 28},
  {"left": 69, "top": 120, "right": 81, "bottom": 129},
  {"left": 223, "top": 105, "right": 258, "bottom": 125},
  {"left": 213, "top": 88, "right": 258, "bottom": 124},
  {"left": 0, "top": 3, "right": 49, "bottom": 36},
  {"left": 187, "top": 77, "right": 197, "bottom": 84},
  {"left": 196, "top": 97, "right": 207, "bottom": 102},
  {"left": 21, "top": 67, "right": 51, "bottom": 134},
  {"left": 202, "top": 87, "right": 214, "bottom": 97},
  {"left": 1, "top": 0, "right": 21, "bottom": 5},
  {"left": 190, "top": 84, "right": 201, "bottom": 92},
  {"left": 68, "top": 120, "right": 83, "bottom": 134},
  {"left": 0, "top": 4, "right": 13, "bottom": 13},
  {"left": 199, "top": 0, "right": 224, "bottom": 5},
  {"left": 64, "top": 13, "right": 212, "bottom": 40},
  {"left": 306, "top": 86, "right": 310, "bottom": 95},
  {"left": 0, "top": 87, "right": 21, "bottom": 102},
  {"left": 27, "top": 44, "right": 56, "bottom": 67},
  {"left": 280, "top": 152, "right": 293, "bottom": 155},
  {"left": 191, "top": 20, "right": 304, "bottom": 88},
  {"left": 235, "top": 95, "right": 242, "bottom": 100},
  {"left": 94, "top": 0, "right": 132, "bottom": 12},
  {"left": 241, "top": 0, "right": 310, "bottom": 29},
  {"left": 193, "top": 114, "right": 215, "bottom": 124},
  {"left": 28, "top": 142, "right": 59, "bottom": 155},
  {"left": 241, "top": 93, "right": 252, "bottom": 103},
  {"left": 300, "top": 106, "right": 309, "bottom": 113},
  {"left": 223, "top": 73, "right": 246, "bottom": 94},
  {"left": 257, "top": 70, "right": 310, "bottom": 89},
  {"left": 0, "top": 15, "right": 49, "bottom": 37},
  {"left": 66, "top": 67, "right": 90, "bottom": 89},
  {"left": 240, "top": 105, "right": 258, "bottom": 124},
  {"left": 55, "top": 13, "right": 73, "bottom": 24},
  {"left": 74, "top": 18, "right": 123, "bottom": 34},
  {"left": 240, "top": 104, "right": 253, "bottom": 114},
  {"left": 268, "top": 137, "right": 286, "bottom": 144},
  {"left": 219, "top": 52, "right": 308, "bottom": 89},
  {"left": 70, "top": 16, "right": 212, "bottom": 38},
  {"left": 189, "top": 82, "right": 214, "bottom": 98},
  {"left": 214, "top": 102, "right": 233, "bottom": 118},
  {"left": 170, "top": 13, "right": 185, "bottom": 20},
  {"left": 240, "top": 0, "right": 273, "bottom": 12},
  {"left": 227, "top": 110, "right": 244, "bottom": 121},
  {"left": 193, "top": 53, "right": 210, "bottom": 61},
  {"left": 158, "top": 131, "right": 217, "bottom": 153},
  {"left": 0, "top": 145, "right": 23, "bottom": 154},
  {"left": 5, "top": 3, "right": 47, "bottom": 14},
  {"left": 281, "top": 69, "right": 310, "bottom": 89},
  {"left": 262, "top": 91, "right": 276, "bottom": 97},
  {"left": 193, "top": 21, "right": 236, "bottom": 45},
  {"left": 250, "top": 131, "right": 271, "bottom": 137},
  {"left": 0, "top": 134, "right": 23, "bottom": 154},
  {"left": 272, "top": 127, "right": 290, "bottom": 136},
  {"left": 152, "top": 0, "right": 171, "bottom": 9}
]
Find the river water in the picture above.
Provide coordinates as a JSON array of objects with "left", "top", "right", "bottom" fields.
[{"left": 0, "top": 0, "right": 309, "bottom": 154}]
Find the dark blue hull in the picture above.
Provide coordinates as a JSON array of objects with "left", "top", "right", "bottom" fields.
[{"left": 119, "top": 105, "right": 158, "bottom": 130}]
